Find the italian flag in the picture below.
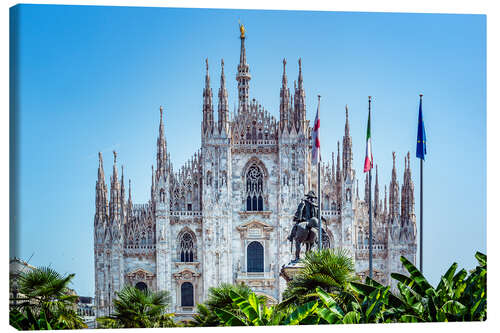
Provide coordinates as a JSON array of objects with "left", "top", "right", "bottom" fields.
[
  {"left": 312, "top": 101, "right": 320, "bottom": 165},
  {"left": 364, "top": 107, "right": 373, "bottom": 172}
]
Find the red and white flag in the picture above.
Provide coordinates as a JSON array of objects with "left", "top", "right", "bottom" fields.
[{"left": 312, "top": 99, "right": 320, "bottom": 165}]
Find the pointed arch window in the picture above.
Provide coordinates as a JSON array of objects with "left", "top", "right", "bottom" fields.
[
  {"left": 179, "top": 232, "right": 195, "bottom": 262},
  {"left": 246, "top": 165, "right": 264, "bottom": 211},
  {"left": 247, "top": 241, "right": 264, "bottom": 272}
]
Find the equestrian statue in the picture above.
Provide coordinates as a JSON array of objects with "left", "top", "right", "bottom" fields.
[{"left": 287, "top": 190, "right": 325, "bottom": 263}]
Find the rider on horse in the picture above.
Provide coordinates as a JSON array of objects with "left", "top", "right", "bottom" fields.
[{"left": 288, "top": 190, "right": 318, "bottom": 242}]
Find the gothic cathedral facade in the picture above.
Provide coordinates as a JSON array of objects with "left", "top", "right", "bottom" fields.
[{"left": 93, "top": 27, "right": 417, "bottom": 320}]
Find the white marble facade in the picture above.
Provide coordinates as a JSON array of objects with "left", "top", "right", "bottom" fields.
[{"left": 93, "top": 27, "right": 417, "bottom": 319}]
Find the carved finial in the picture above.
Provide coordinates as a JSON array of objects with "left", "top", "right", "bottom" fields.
[
  {"left": 98, "top": 152, "right": 103, "bottom": 164},
  {"left": 205, "top": 58, "right": 209, "bottom": 72},
  {"left": 113, "top": 150, "right": 117, "bottom": 164},
  {"left": 298, "top": 58, "right": 302, "bottom": 70},
  {"left": 221, "top": 58, "right": 224, "bottom": 69},
  {"left": 160, "top": 105, "right": 163, "bottom": 119},
  {"left": 392, "top": 151, "right": 396, "bottom": 166},
  {"left": 407, "top": 151, "right": 411, "bottom": 168}
]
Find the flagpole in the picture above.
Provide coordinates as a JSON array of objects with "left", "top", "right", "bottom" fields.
[
  {"left": 368, "top": 96, "right": 373, "bottom": 279},
  {"left": 420, "top": 157, "right": 423, "bottom": 272},
  {"left": 419, "top": 93, "right": 424, "bottom": 273},
  {"left": 317, "top": 95, "right": 322, "bottom": 251}
]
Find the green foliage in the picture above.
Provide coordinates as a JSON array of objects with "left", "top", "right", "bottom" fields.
[
  {"left": 350, "top": 251, "right": 487, "bottom": 323},
  {"left": 210, "top": 251, "right": 486, "bottom": 326},
  {"left": 10, "top": 266, "right": 87, "bottom": 330},
  {"left": 189, "top": 282, "right": 264, "bottom": 326},
  {"left": 281, "top": 248, "right": 359, "bottom": 311},
  {"left": 213, "top": 289, "right": 318, "bottom": 326},
  {"left": 96, "top": 286, "right": 175, "bottom": 328}
]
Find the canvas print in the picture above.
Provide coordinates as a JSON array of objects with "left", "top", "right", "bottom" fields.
[{"left": 9, "top": 4, "right": 486, "bottom": 329}]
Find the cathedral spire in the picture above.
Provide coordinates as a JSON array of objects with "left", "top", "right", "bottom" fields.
[
  {"left": 294, "top": 58, "right": 306, "bottom": 132},
  {"left": 384, "top": 185, "right": 387, "bottom": 217},
  {"left": 150, "top": 164, "right": 154, "bottom": 202},
  {"left": 342, "top": 105, "right": 353, "bottom": 180},
  {"left": 336, "top": 141, "right": 341, "bottom": 183},
  {"left": 389, "top": 152, "right": 400, "bottom": 222},
  {"left": 331, "top": 151, "right": 335, "bottom": 182},
  {"left": 297, "top": 58, "right": 303, "bottom": 91},
  {"left": 218, "top": 59, "right": 229, "bottom": 135},
  {"left": 401, "top": 151, "right": 415, "bottom": 227},
  {"left": 109, "top": 151, "right": 121, "bottom": 225},
  {"left": 120, "top": 165, "right": 125, "bottom": 204},
  {"left": 202, "top": 59, "right": 214, "bottom": 135},
  {"left": 95, "top": 152, "right": 108, "bottom": 223},
  {"left": 279, "top": 58, "right": 290, "bottom": 133},
  {"left": 236, "top": 23, "right": 251, "bottom": 109},
  {"left": 98, "top": 151, "right": 105, "bottom": 183},
  {"left": 128, "top": 179, "right": 132, "bottom": 209},
  {"left": 112, "top": 151, "right": 118, "bottom": 183},
  {"left": 157, "top": 106, "right": 168, "bottom": 176}
]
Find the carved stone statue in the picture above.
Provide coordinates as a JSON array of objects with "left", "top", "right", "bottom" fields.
[{"left": 287, "top": 191, "right": 320, "bottom": 262}]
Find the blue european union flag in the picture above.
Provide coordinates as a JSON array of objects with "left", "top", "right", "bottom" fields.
[{"left": 416, "top": 96, "right": 427, "bottom": 160}]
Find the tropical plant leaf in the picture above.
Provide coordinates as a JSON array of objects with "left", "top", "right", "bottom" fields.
[
  {"left": 399, "top": 256, "right": 434, "bottom": 295},
  {"left": 342, "top": 311, "right": 360, "bottom": 324},
  {"left": 284, "top": 301, "right": 318, "bottom": 325},
  {"left": 475, "top": 252, "right": 486, "bottom": 267},
  {"left": 214, "top": 307, "right": 247, "bottom": 326}
]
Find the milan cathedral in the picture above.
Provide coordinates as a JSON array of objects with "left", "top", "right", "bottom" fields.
[{"left": 93, "top": 26, "right": 417, "bottom": 320}]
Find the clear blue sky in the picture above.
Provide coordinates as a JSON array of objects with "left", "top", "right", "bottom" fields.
[{"left": 11, "top": 4, "right": 486, "bottom": 296}]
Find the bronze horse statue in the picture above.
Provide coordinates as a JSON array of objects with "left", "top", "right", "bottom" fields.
[{"left": 290, "top": 217, "right": 323, "bottom": 262}]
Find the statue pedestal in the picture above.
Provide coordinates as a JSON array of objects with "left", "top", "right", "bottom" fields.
[{"left": 279, "top": 261, "right": 304, "bottom": 283}]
